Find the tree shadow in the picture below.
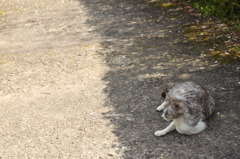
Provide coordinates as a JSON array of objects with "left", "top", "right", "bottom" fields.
[{"left": 80, "top": 0, "right": 240, "bottom": 158}]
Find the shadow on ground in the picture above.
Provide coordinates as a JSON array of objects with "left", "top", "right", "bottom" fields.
[{"left": 80, "top": 0, "right": 239, "bottom": 158}]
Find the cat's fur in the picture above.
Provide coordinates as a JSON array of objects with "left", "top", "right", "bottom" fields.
[{"left": 155, "top": 82, "right": 215, "bottom": 136}]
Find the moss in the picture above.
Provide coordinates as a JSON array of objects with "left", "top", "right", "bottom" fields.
[
  {"left": 210, "top": 48, "right": 240, "bottom": 63},
  {"left": 182, "top": 21, "right": 240, "bottom": 63},
  {"left": 154, "top": 3, "right": 175, "bottom": 8}
]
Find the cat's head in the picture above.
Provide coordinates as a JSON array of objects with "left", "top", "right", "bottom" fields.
[{"left": 161, "top": 92, "right": 186, "bottom": 121}]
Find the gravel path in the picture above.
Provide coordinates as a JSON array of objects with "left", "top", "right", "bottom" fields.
[{"left": 0, "top": 0, "right": 239, "bottom": 158}]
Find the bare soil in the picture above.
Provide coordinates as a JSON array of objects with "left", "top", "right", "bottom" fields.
[{"left": 0, "top": 0, "right": 239, "bottom": 158}]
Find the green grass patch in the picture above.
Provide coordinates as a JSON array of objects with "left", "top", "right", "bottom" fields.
[{"left": 191, "top": 0, "right": 240, "bottom": 31}]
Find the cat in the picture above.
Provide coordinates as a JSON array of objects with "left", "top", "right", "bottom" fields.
[{"left": 154, "top": 82, "right": 215, "bottom": 136}]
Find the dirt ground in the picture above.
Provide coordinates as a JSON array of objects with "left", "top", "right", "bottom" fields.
[{"left": 0, "top": 0, "right": 239, "bottom": 158}]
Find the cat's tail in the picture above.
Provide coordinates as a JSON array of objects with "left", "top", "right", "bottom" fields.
[
  {"left": 209, "top": 95, "right": 215, "bottom": 116},
  {"left": 205, "top": 95, "right": 215, "bottom": 119}
]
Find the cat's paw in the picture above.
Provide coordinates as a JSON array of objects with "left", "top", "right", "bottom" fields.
[
  {"left": 154, "top": 130, "right": 166, "bottom": 137},
  {"left": 156, "top": 101, "right": 166, "bottom": 112},
  {"left": 156, "top": 106, "right": 163, "bottom": 112}
]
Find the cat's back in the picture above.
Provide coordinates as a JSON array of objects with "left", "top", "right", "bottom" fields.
[
  {"left": 169, "top": 82, "right": 204, "bottom": 100},
  {"left": 169, "top": 82, "right": 215, "bottom": 118}
]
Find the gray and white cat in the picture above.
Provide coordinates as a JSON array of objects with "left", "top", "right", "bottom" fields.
[{"left": 155, "top": 82, "right": 215, "bottom": 136}]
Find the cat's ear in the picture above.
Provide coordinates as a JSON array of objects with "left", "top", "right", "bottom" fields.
[
  {"left": 162, "top": 89, "right": 170, "bottom": 98},
  {"left": 161, "top": 89, "right": 170, "bottom": 98},
  {"left": 162, "top": 92, "right": 167, "bottom": 98},
  {"left": 172, "top": 102, "right": 180, "bottom": 110}
]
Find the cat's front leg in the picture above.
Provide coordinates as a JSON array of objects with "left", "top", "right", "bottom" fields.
[
  {"left": 156, "top": 101, "right": 167, "bottom": 112},
  {"left": 154, "top": 121, "right": 175, "bottom": 136}
]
